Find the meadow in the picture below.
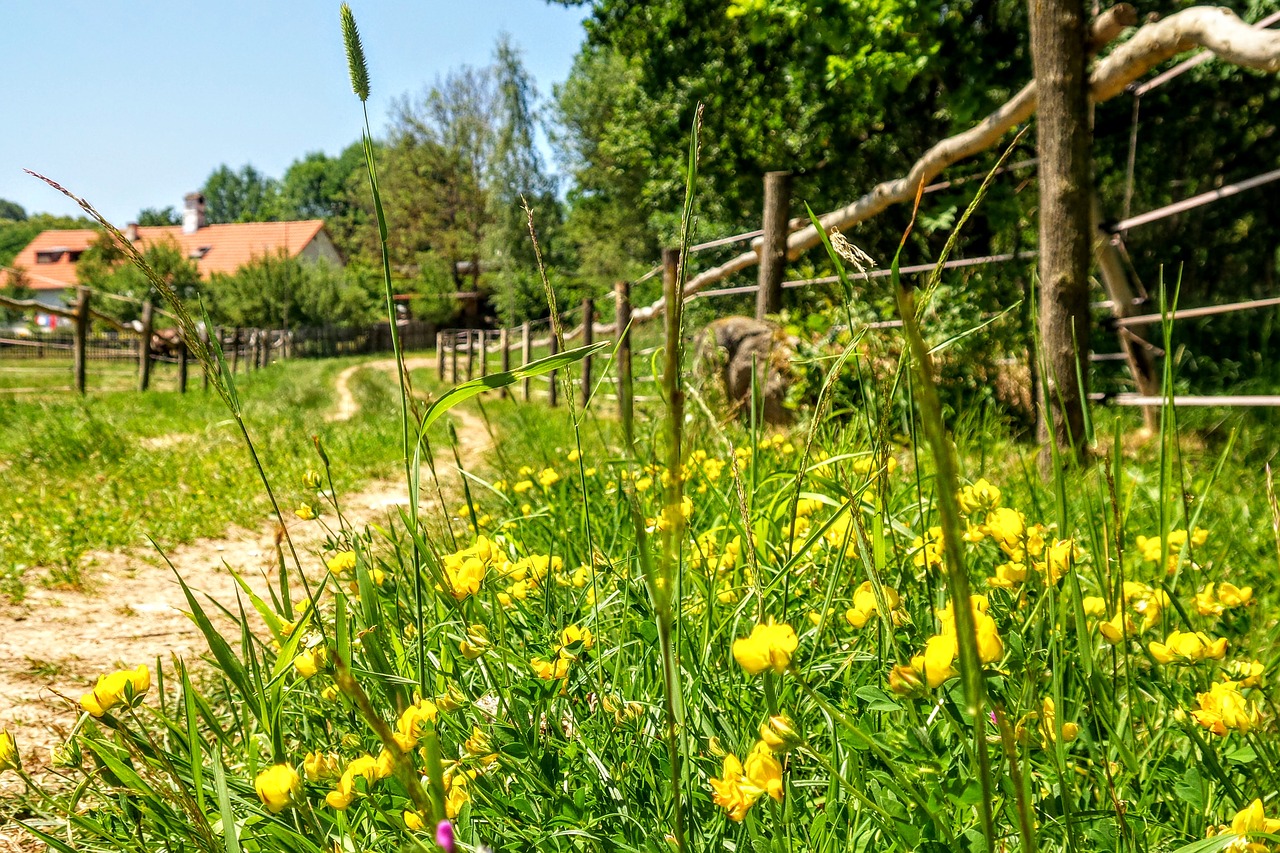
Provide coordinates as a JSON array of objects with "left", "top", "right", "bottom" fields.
[
  {"left": 1, "top": 7, "right": 1277, "bottom": 852},
  {"left": 0, "top": 356, "right": 407, "bottom": 599}
]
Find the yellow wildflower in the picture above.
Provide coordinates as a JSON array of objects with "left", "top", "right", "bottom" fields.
[
  {"left": 293, "top": 647, "right": 326, "bottom": 679},
  {"left": 1228, "top": 659, "right": 1265, "bottom": 688},
  {"left": 912, "top": 526, "right": 946, "bottom": 571},
  {"left": 0, "top": 731, "right": 17, "bottom": 773},
  {"left": 845, "top": 581, "right": 901, "bottom": 629},
  {"left": 982, "top": 507, "right": 1027, "bottom": 561},
  {"left": 1196, "top": 582, "right": 1254, "bottom": 615},
  {"left": 460, "top": 624, "right": 490, "bottom": 660},
  {"left": 1193, "top": 681, "right": 1260, "bottom": 736},
  {"left": 1217, "top": 798, "right": 1280, "bottom": 853},
  {"left": 958, "top": 478, "right": 1002, "bottom": 516},
  {"left": 294, "top": 503, "right": 316, "bottom": 520},
  {"left": 80, "top": 665, "right": 150, "bottom": 717},
  {"left": 325, "top": 753, "right": 391, "bottom": 810},
  {"left": 538, "top": 468, "right": 561, "bottom": 488},
  {"left": 1039, "top": 698, "right": 1080, "bottom": 744},
  {"left": 327, "top": 551, "right": 357, "bottom": 575},
  {"left": 557, "top": 624, "right": 595, "bottom": 656},
  {"left": 1149, "top": 630, "right": 1228, "bottom": 664},
  {"left": 732, "top": 622, "right": 799, "bottom": 676},
  {"left": 404, "top": 810, "right": 426, "bottom": 831},
  {"left": 531, "top": 656, "right": 570, "bottom": 681},
  {"left": 394, "top": 699, "right": 439, "bottom": 751},
  {"left": 255, "top": 764, "right": 301, "bottom": 813},
  {"left": 303, "top": 751, "right": 340, "bottom": 782}
]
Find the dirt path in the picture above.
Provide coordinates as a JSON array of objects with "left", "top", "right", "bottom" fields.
[{"left": 0, "top": 357, "right": 488, "bottom": 794}]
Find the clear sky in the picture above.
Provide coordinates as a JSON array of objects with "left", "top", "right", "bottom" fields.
[{"left": 0, "top": 1, "right": 589, "bottom": 225}]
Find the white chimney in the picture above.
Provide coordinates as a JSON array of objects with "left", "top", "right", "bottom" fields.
[
  {"left": 124, "top": 222, "right": 139, "bottom": 242},
  {"left": 182, "top": 192, "right": 206, "bottom": 234}
]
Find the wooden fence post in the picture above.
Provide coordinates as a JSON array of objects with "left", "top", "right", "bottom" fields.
[
  {"left": 178, "top": 334, "right": 189, "bottom": 393},
  {"left": 1092, "top": 195, "right": 1159, "bottom": 430},
  {"left": 581, "top": 298, "right": 594, "bottom": 406},
  {"left": 521, "top": 321, "right": 532, "bottom": 401},
  {"left": 499, "top": 327, "right": 511, "bottom": 398},
  {"left": 756, "top": 170, "right": 792, "bottom": 319},
  {"left": 615, "top": 280, "right": 634, "bottom": 448},
  {"left": 138, "top": 299, "right": 154, "bottom": 392},
  {"left": 450, "top": 332, "right": 459, "bottom": 383},
  {"left": 548, "top": 329, "right": 559, "bottom": 407},
  {"left": 73, "top": 286, "right": 90, "bottom": 395},
  {"left": 479, "top": 330, "right": 488, "bottom": 378},
  {"left": 436, "top": 332, "right": 445, "bottom": 380},
  {"left": 464, "top": 330, "right": 475, "bottom": 381},
  {"left": 231, "top": 327, "right": 241, "bottom": 374}
]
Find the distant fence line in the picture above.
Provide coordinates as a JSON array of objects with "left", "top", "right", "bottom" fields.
[{"left": 0, "top": 289, "right": 437, "bottom": 395}]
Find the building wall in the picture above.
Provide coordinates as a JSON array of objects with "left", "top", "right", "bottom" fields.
[{"left": 298, "top": 230, "right": 343, "bottom": 267}]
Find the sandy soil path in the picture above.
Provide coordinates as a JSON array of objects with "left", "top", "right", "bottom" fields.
[{"left": 0, "top": 357, "right": 487, "bottom": 795}]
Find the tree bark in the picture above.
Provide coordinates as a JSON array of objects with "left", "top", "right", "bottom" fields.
[{"left": 1030, "top": 0, "right": 1093, "bottom": 467}]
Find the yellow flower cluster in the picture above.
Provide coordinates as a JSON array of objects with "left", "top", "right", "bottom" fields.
[
  {"left": 845, "top": 581, "right": 902, "bottom": 629},
  {"left": 440, "top": 536, "right": 507, "bottom": 600},
  {"left": 1213, "top": 798, "right": 1280, "bottom": 853},
  {"left": 531, "top": 624, "right": 594, "bottom": 682},
  {"left": 325, "top": 752, "right": 394, "bottom": 809},
  {"left": 1195, "top": 581, "right": 1253, "bottom": 616},
  {"left": 1136, "top": 527, "right": 1208, "bottom": 574},
  {"left": 732, "top": 622, "right": 799, "bottom": 676},
  {"left": 497, "top": 552, "right": 563, "bottom": 607},
  {"left": 906, "top": 595, "right": 1003, "bottom": 689},
  {"left": 254, "top": 764, "right": 301, "bottom": 813},
  {"left": 1193, "top": 680, "right": 1261, "bottom": 736},
  {"left": 1149, "top": 629, "right": 1228, "bottom": 665},
  {"left": 709, "top": 740, "right": 784, "bottom": 821},
  {"left": 1086, "top": 582, "right": 1172, "bottom": 645},
  {"left": 80, "top": 665, "right": 150, "bottom": 718}
]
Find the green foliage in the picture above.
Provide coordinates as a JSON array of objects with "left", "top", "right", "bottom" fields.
[
  {"left": 0, "top": 266, "right": 34, "bottom": 324},
  {"left": 0, "top": 358, "right": 400, "bottom": 599},
  {"left": 200, "top": 164, "right": 283, "bottom": 224},
  {"left": 0, "top": 198, "right": 27, "bottom": 221},
  {"left": 204, "top": 252, "right": 380, "bottom": 329},
  {"left": 76, "top": 234, "right": 201, "bottom": 324},
  {"left": 136, "top": 206, "right": 181, "bottom": 226}
]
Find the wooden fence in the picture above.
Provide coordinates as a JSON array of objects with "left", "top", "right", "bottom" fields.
[{"left": 0, "top": 286, "right": 438, "bottom": 395}]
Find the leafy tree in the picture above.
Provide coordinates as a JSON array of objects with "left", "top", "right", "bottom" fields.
[
  {"left": 485, "top": 35, "right": 567, "bottom": 325},
  {"left": 1, "top": 266, "right": 34, "bottom": 325},
  {"left": 201, "top": 164, "right": 283, "bottom": 224},
  {"left": 279, "top": 145, "right": 365, "bottom": 221},
  {"left": 0, "top": 199, "right": 27, "bottom": 222},
  {"left": 137, "top": 206, "right": 181, "bottom": 226},
  {"left": 205, "top": 252, "right": 379, "bottom": 328},
  {"left": 76, "top": 234, "right": 201, "bottom": 324}
]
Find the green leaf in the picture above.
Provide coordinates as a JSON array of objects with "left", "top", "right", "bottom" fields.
[
  {"left": 1168, "top": 835, "right": 1239, "bottom": 853},
  {"left": 213, "top": 745, "right": 243, "bottom": 853},
  {"left": 855, "top": 685, "right": 902, "bottom": 712},
  {"left": 416, "top": 341, "right": 610, "bottom": 443},
  {"left": 1224, "top": 744, "right": 1257, "bottom": 764},
  {"left": 1174, "top": 766, "right": 1206, "bottom": 810}
]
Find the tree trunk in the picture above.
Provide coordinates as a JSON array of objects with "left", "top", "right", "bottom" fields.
[{"left": 1030, "top": 0, "right": 1093, "bottom": 468}]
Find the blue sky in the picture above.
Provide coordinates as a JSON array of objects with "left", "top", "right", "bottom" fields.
[{"left": 0, "top": 1, "right": 589, "bottom": 224}]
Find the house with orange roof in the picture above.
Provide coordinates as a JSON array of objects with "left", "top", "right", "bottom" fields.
[{"left": 1, "top": 193, "right": 342, "bottom": 320}]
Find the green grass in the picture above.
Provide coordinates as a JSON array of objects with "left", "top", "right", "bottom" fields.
[{"left": 0, "top": 356, "right": 407, "bottom": 599}]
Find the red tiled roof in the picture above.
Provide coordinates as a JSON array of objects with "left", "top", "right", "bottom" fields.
[{"left": 2, "top": 220, "right": 329, "bottom": 291}]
